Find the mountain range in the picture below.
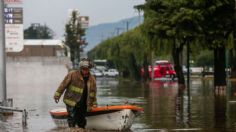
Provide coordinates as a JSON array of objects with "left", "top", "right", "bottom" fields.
[{"left": 84, "top": 16, "right": 143, "bottom": 51}]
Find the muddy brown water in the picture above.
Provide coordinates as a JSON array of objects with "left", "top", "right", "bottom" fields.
[{"left": 0, "top": 60, "right": 235, "bottom": 132}]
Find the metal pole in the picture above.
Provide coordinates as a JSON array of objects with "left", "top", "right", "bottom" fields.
[
  {"left": 0, "top": 0, "right": 7, "bottom": 104},
  {"left": 0, "top": 106, "right": 28, "bottom": 126}
]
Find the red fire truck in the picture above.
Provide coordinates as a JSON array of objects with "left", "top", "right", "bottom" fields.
[{"left": 141, "top": 60, "right": 176, "bottom": 79}]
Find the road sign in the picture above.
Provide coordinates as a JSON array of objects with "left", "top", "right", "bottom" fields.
[
  {"left": 79, "top": 16, "right": 89, "bottom": 29},
  {"left": 4, "top": 7, "right": 23, "bottom": 52},
  {"left": 5, "top": 24, "right": 24, "bottom": 52},
  {"left": 4, "top": 7, "right": 23, "bottom": 24},
  {"left": 4, "top": 0, "right": 22, "bottom": 4}
]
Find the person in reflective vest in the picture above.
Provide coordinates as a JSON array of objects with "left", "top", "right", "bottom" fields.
[{"left": 54, "top": 58, "right": 97, "bottom": 129}]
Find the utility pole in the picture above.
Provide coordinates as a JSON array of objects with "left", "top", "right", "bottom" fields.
[
  {"left": 124, "top": 21, "right": 130, "bottom": 32},
  {"left": 138, "top": 10, "right": 142, "bottom": 25},
  {"left": 115, "top": 27, "right": 123, "bottom": 36},
  {"left": 0, "top": 0, "right": 7, "bottom": 105}
]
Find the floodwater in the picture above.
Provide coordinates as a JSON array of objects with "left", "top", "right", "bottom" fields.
[{"left": 1, "top": 60, "right": 236, "bottom": 132}]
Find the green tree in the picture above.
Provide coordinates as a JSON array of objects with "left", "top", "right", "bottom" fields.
[
  {"left": 229, "top": 33, "right": 236, "bottom": 77},
  {"left": 64, "top": 10, "right": 85, "bottom": 68},
  {"left": 138, "top": 0, "right": 203, "bottom": 85},
  {"left": 138, "top": 0, "right": 234, "bottom": 88},
  {"left": 195, "top": 50, "right": 214, "bottom": 67},
  {"left": 88, "top": 27, "right": 148, "bottom": 81},
  {"left": 231, "top": 0, "right": 236, "bottom": 77},
  {"left": 24, "top": 24, "right": 54, "bottom": 39},
  {"left": 201, "top": 0, "right": 234, "bottom": 87}
]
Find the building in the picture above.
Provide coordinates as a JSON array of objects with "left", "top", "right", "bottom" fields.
[{"left": 7, "top": 39, "right": 65, "bottom": 57}]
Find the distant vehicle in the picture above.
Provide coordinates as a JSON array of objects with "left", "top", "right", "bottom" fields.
[
  {"left": 94, "top": 59, "right": 107, "bottom": 66},
  {"left": 93, "top": 59, "right": 108, "bottom": 72},
  {"left": 90, "top": 69, "right": 103, "bottom": 77},
  {"left": 94, "top": 60, "right": 107, "bottom": 68},
  {"left": 182, "top": 65, "right": 192, "bottom": 74},
  {"left": 103, "top": 69, "right": 119, "bottom": 77},
  {"left": 183, "top": 66, "right": 204, "bottom": 75},
  {"left": 95, "top": 66, "right": 107, "bottom": 72},
  {"left": 141, "top": 60, "right": 176, "bottom": 79}
]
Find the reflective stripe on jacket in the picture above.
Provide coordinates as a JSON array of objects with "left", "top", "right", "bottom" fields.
[{"left": 54, "top": 70, "right": 97, "bottom": 111}]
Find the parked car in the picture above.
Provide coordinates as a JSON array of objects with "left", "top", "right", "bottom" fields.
[
  {"left": 90, "top": 69, "right": 103, "bottom": 77},
  {"left": 182, "top": 65, "right": 192, "bottom": 74},
  {"left": 103, "top": 69, "right": 119, "bottom": 77}
]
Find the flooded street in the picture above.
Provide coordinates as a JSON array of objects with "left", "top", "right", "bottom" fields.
[{"left": 1, "top": 60, "right": 236, "bottom": 132}]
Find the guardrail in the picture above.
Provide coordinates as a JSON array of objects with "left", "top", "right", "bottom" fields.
[{"left": 0, "top": 106, "right": 27, "bottom": 126}]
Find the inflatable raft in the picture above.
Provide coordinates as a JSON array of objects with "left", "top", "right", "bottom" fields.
[{"left": 50, "top": 104, "right": 144, "bottom": 131}]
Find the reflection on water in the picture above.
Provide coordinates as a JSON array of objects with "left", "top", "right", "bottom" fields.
[
  {"left": 0, "top": 61, "right": 236, "bottom": 131},
  {"left": 96, "top": 77, "right": 119, "bottom": 88},
  {"left": 175, "top": 86, "right": 190, "bottom": 128}
]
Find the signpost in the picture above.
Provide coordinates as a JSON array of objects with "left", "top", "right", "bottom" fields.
[
  {"left": 4, "top": 0, "right": 22, "bottom": 4},
  {"left": 0, "top": 0, "right": 6, "bottom": 103},
  {"left": 4, "top": 7, "right": 23, "bottom": 52},
  {"left": 5, "top": 24, "right": 23, "bottom": 52},
  {"left": 79, "top": 16, "right": 89, "bottom": 29},
  {"left": 4, "top": 7, "right": 23, "bottom": 24},
  {"left": 0, "top": 1, "right": 27, "bottom": 125},
  {"left": 1, "top": 0, "right": 23, "bottom": 105}
]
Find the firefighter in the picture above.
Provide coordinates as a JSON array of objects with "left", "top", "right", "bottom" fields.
[{"left": 54, "top": 58, "right": 97, "bottom": 129}]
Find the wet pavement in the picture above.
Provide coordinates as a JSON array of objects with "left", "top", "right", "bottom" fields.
[{"left": 1, "top": 60, "right": 236, "bottom": 132}]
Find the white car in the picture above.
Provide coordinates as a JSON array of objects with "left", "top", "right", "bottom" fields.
[
  {"left": 90, "top": 69, "right": 103, "bottom": 77},
  {"left": 103, "top": 69, "right": 119, "bottom": 77}
]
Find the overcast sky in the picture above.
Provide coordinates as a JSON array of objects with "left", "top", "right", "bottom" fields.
[{"left": 21, "top": 0, "right": 145, "bottom": 38}]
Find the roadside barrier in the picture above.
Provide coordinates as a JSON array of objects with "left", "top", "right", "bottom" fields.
[{"left": 0, "top": 99, "right": 27, "bottom": 126}]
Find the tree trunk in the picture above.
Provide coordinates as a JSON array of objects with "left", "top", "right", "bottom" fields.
[
  {"left": 76, "top": 47, "right": 80, "bottom": 68},
  {"left": 232, "top": 0, "right": 236, "bottom": 78},
  {"left": 172, "top": 39, "right": 185, "bottom": 85},
  {"left": 142, "top": 52, "right": 150, "bottom": 82},
  {"left": 70, "top": 50, "right": 75, "bottom": 69},
  {"left": 127, "top": 53, "right": 141, "bottom": 81},
  {"left": 230, "top": 46, "right": 236, "bottom": 78},
  {"left": 214, "top": 46, "right": 226, "bottom": 88}
]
